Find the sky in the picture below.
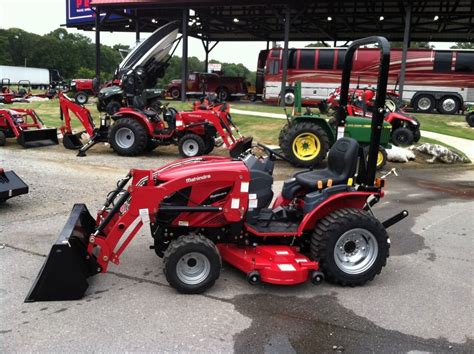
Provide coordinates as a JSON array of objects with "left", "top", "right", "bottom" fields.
[{"left": 0, "top": 0, "right": 455, "bottom": 71}]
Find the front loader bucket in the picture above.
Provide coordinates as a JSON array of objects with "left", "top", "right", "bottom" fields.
[
  {"left": 0, "top": 170, "right": 29, "bottom": 201},
  {"left": 25, "top": 204, "right": 100, "bottom": 302},
  {"left": 62, "top": 132, "right": 84, "bottom": 150},
  {"left": 17, "top": 128, "right": 59, "bottom": 148}
]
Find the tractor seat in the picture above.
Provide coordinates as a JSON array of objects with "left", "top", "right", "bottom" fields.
[{"left": 295, "top": 138, "right": 359, "bottom": 190}]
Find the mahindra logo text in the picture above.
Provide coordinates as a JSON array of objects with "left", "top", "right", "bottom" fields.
[{"left": 186, "top": 174, "right": 211, "bottom": 183}]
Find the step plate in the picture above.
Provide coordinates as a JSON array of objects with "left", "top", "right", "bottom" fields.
[{"left": 217, "top": 244, "right": 318, "bottom": 285}]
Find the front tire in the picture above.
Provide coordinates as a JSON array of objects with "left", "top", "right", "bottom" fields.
[
  {"left": 279, "top": 122, "right": 330, "bottom": 167},
  {"left": 178, "top": 134, "right": 205, "bottom": 158},
  {"left": 203, "top": 136, "right": 215, "bottom": 154},
  {"left": 311, "top": 208, "right": 389, "bottom": 286},
  {"left": 364, "top": 146, "right": 387, "bottom": 170},
  {"left": 466, "top": 112, "right": 474, "bottom": 127},
  {"left": 109, "top": 118, "right": 148, "bottom": 156},
  {"left": 163, "top": 234, "right": 221, "bottom": 294},
  {"left": 74, "top": 91, "right": 89, "bottom": 105},
  {"left": 0, "top": 131, "right": 6, "bottom": 146},
  {"left": 391, "top": 127, "right": 414, "bottom": 146},
  {"left": 105, "top": 100, "right": 121, "bottom": 115}
]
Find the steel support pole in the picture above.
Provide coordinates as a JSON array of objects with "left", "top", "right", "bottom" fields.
[
  {"left": 181, "top": 8, "right": 188, "bottom": 102},
  {"left": 280, "top": 6, "right": 290, "bottom": 107},
  {"left": 204, "top": 41, "right": 209, "bottom": 72},
  {"left": 135, "top": 11, "right": 140, "bottom": 44},
  {"left": 398, "top": 1, "right": 412, "bottom": 98},
  {"left": 95, "top": 7, "right": 101, "bottom": 83}
]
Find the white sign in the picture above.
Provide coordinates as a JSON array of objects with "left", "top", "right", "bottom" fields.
[{"left": 208, "top": 63, "right": 222, "bottom": 73}]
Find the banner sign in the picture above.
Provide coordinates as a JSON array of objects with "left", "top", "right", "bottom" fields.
[{"left": 66, "top": 0, "right": 130, "bottom": 26}]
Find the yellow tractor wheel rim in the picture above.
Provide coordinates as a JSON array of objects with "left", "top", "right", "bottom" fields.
[
  {"left": 377, "top": 151, "right": 385, "bottom": 167},
  {"left": 292, "top": 132, "right": 321, "bottom": 161}
]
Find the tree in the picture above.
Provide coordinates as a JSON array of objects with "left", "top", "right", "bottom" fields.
[
  {"left": 391, "top": 41, "right": 433, "bottom": 49},
  {"left": 450, "top": 42, "right": 474, "bottom": 49},
  {"left": 305, "top": 42, "right": 330, "bottom": 47}
]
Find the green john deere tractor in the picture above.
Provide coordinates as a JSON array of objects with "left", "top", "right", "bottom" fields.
[{"left": 279, "top": 82, "right": 391, "bottom": 169}]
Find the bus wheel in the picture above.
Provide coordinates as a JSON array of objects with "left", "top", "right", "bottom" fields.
[
  {"left": 437, "top": 96, "right": 460, "bottom": 115},
  {"left": 413, "top": 94, "right": 435, "bottom": 113}
]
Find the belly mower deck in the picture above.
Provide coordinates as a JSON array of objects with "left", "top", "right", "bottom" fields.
[{"left": 217, "top": 244, "right": 322, "bottom": 285}]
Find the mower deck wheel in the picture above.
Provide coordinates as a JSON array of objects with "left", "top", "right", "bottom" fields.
[
  {"left": 310, "top": 271, "right": 325, "bottom": 285},
  {"left": 163, "top": 234, "right": 221, "bottom": 294},
  {"left": 0, "top": 131, "right": 6, "bottom": 146},
  {"left": 311, "top": 208, "right": 389, "bottom": 286},
  {"left": 247, "top": 271, "right": 260, "bottom": 285},
  {"left": 178, "top": 134, "right": 205, "bottom": 158}
]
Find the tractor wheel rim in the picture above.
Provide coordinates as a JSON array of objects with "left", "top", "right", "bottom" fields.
[
  {"left": 334, "top": 228, "right": 378, "bottom": 275},
  {"left": 172, "top": 90, "right": 180, "bottom": 99},
  {"left": 285, "top": 92, "right": 295, "bottom": 105},
  {"left": 418, "top": 97, "right": 431, "bottom": 111},
  {"left": 182, "top": 139, "right": 199, "bottom": 156},
  {"left": 292, "top": 132, "right": 321, "bottom": 161},
  {"left": 176, "top": 252, "right": 211, "bottom": 285},
  {"left": 77, "top": 94, "right": 87, "bottom": 104},
  {"left": 442, "top": 98, "right": 455, "bottom": 112},
  {"left": 115, "top": 127, "right": 135, "bottom": 149},
  {"left": 377, "top": 151, "right": 384, "bottom": 167}
]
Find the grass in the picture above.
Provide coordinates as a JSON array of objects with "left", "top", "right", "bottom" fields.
[{"left": 410, "top": 112, "right": 473, "bottom": 140}]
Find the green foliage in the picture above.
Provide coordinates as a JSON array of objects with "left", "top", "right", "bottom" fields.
[
  {"left": 0, "top": 27, "right": 121, "bottom": 80},
  {"left": 450, "top": 42, "right": 474, "bottom": 49},
  {"left": 305, "top": 42, "right": 329, "bottom": 47}
]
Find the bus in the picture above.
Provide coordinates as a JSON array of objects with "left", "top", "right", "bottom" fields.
[{"left": 256, "top": 47, "right": 474, "bottom": 114}]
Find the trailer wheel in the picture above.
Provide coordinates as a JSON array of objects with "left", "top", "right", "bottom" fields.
[
  {"left": 437, "top": 96, "right": 460, "bottom": 115},
  {"left": 105, "top": 100, "right": 121, "bottom": 115},
  {"left": 74, "top": 91, "right": 89, "bottom": 105},
  {"left": 178, "top": 134, "right": 205, "bottom": 158},
  {"left": 170, "top": 88, "right": 181, "bottom": 100},
  {"left": 0, "top": 131, "right": 6, "bottom": 146},
  {"left": 466, "top": 112, "right": 474, "bottom": 127},
  {"left": 163, "top": 234, "right": 221, "bottom": 294},
  {"left": 203, "top": 136, "right": 215, "bottom": 154},
  {"left": 413, "top": 94, "right": 434, "bottom": 113},
  {"left": 391, "top": 127, "right": 414, "bottom": 146},
  {"left": 311, "top": 208, "right": 389, "bottom": 286},
  {"left": 283, "top": 90, "right": 295, "bottom": 106},
  {"left": 109, "top": 118, "right": 148, "bottom": 156},
  {"left": 280, "top": 122, "right": 330, "bottom": 167}
]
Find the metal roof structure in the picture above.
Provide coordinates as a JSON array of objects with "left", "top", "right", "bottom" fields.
[{"left": 75, "top": 0, "right": 474, "bottom": 42}]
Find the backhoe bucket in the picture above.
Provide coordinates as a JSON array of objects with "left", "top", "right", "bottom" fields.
[
  {"left": 25, "top": 204, "right": 100, "bottom": 302},
  {"left": 17, "top": 128, "right": 59, "bottom": 148},
  {"left": 0, "top": 170, "right": 29, "bottom": 201},
  {"left": 62, "top": 132, "right": 84, "bottom": 150}
]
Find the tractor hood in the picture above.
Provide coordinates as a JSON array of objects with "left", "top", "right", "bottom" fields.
[{"left": 119, "top": 22, "right": 179, "bottom": 72}]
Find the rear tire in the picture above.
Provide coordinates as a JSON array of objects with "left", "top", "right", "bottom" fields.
[
  {"left": 413, "top": 94, "right": 434, "bottom": 113},
  {"left": 391, "top": 127, "right": 414, "bottom": 146},
  {"left": 178, "top": 134, "right": 205, "bottom": 158},
  {"left": 280, "top": 121, "right": 330, "bottom": 167},
  {"left": 109, "top": 118, "right": 148, "bottom": 156},
  {"left": 311, "top": 208, "right": 389, "bottom": 286},
  {"left": 203, "top": 136, "right": 215, "bottom": 154},
  {"left": 466, "top": 112, "right": 474, "bottom": 127},
  {"left": 163, "top": 234, "right": 221, "bottom": 294},
  {"left": 0, "top": 131, "right": 6, "bottom": 146},
  {"left": 170, "top": 88, "right": 181, "bottom": 100},
  {"left": 437, "top": 96, "right": 460, "bottom": 115},
  {"left": 74, "top": 91, "right": 89, "bottom": 105}
]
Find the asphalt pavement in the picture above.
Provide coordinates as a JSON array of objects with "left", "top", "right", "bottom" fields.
[{"left": 0, "top": 143, "right": 473, "bottom": 353}]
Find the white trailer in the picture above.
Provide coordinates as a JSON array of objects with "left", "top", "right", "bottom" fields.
[{"left": 0, "top": 65, "right": 62, "bottom": 88}]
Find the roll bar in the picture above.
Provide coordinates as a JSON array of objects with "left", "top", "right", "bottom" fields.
[{"left": 335, "top": 36, "right": 390, "bottom": 187}]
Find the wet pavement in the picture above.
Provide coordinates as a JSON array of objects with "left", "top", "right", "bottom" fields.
[{"left": 1, "top": 144, "right": 473, "bottom": 352}]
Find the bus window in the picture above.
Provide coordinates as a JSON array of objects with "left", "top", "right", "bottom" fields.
[
  {"left": 300, "top": 49, "right": 316, "bottom": 70},
  {"left": 318, "top": 50, "right": 335, "bottom": 70},
  {"left": 336, "top": 49, "right": 347, "bottom": 69},
  {"left": 433, "top": 51, "right": 452, "bottom": 72},
  {"left": 455, "top": 52, "right": 474, "bottom": 73},
  {"left": 288, "top": 49, "right": 297, "bottom": 69},
  {"left": 267, "top": 60, "right": 280, "bottom": 75}
]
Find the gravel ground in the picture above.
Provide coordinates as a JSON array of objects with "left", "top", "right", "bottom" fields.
[{"left": 1, "top": 143, "right": 473, "bottom": 353}]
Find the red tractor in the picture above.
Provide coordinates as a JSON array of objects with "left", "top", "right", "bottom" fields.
[
  {"left": 0, "top": 108, "right": 58, "bottom": 148},
  {"left": 320, "top": 85, "right": 421, "bottom": 146},
  {"left": 59, "top": 92, "right": 242, "bottom": 157},
  {"left": 26, "top": 37, "right": 408, "bottom": 301}
]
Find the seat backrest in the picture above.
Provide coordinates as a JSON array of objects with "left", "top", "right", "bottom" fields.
[{"left": 327, "top": 137, "right": 359, "bottom": 179}]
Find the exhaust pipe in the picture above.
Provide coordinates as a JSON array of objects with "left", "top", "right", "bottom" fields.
[
  {"left": 17, "top": 128, "right": 59, "bottom": 148},
  {"left": 25, "top": 204, "right": 100, "bottom": 302}
]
